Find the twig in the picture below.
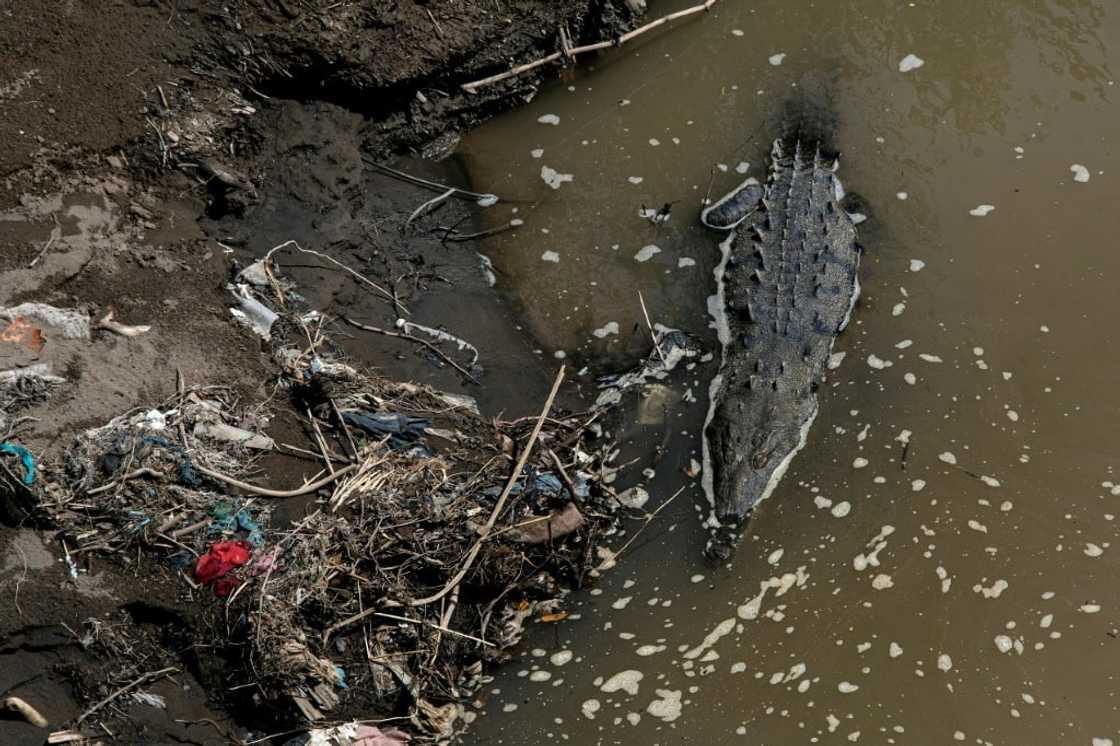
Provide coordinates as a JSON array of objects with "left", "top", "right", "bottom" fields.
[
  {"left": 343, "top": 316, "right": 478, "bottom": 384},
  {"left": 637, "top": 290, "right": 667, "bottom": 367},
  {"left": 363, "top": 160, "right": 499, "bottom": 203},
  {"left": 28, "top": 214, "right": 60, "bottom": 268},
  {"left": 461, "top": 0, "right": 720, "bottom": 92},
  {"left": 87, "top": 468, "right": 166, "bottom": 495},
  {"left": 262, "top": 240, "right": 407, "bottom": 317},
  {"left": 441, "top": 220, "right": 521, "bottom": 242},
  {"left": 329, "top": 398, "right": 360, "bottom": 461},
  {"left": 77, "top": 666, "right": 178, "bottom": 723},
  {"left": 323, "top": 606, "right": 492, "bottom": 648},
  {"left": 611, "top": 485, "right": 684, "bottom": 562},
  {"left": 306, "top": 407, "right": 336, "bottom": 474},
  {"left": 12, "top": 543, "right": 28, "bottom": 617},
  {"left": 426, "top": 8, "right": 444, "bottom": 38},
  {"left": 193, "top": 462, "right": 357, "bottom": 498},
  {"left": 548, "top": 448, "right": 581, "bottom": 504},
  {"left": 408, "top": 366, "right": 565, "bottom": 607},
  {"left": 406, "top": 188, "right": 455, "bottom": 227}
]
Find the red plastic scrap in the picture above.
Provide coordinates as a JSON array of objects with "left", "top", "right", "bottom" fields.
[{"left": 195, "top": 540, "right": 253, "bottom": 595}]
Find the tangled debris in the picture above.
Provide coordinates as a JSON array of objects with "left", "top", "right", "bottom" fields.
[{"left": 29, "top": 256, "right": 639, "bottom": 741}]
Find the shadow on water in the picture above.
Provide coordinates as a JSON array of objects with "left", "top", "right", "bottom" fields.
[{"left": 454, "top": 0, "right": 1120, "bottom": 743}]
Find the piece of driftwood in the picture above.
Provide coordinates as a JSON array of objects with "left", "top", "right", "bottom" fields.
[{"left": 461, "top": 0, "right": 720, "bottom": 92}]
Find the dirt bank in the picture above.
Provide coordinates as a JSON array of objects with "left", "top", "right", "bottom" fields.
[{"left": 0, "top": 2, "right": 645, "bottom": 744}]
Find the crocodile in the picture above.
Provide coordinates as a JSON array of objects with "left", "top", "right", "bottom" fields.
[{"left": 701, "top": 136, "right": 861, "bottom": 560}]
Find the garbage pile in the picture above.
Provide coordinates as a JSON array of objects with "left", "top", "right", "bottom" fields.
[{"left": 41, "top": 341, "right": 625, "bottom": 739}]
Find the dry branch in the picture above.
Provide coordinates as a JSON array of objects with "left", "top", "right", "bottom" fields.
[
  {"left": 407, "top": 366, "right": 565, "bottom": 607},
  {"left": 461, "top": 0, "right": 720, "bottom": 92}
]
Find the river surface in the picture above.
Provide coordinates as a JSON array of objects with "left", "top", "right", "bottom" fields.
[{"left": 457, "top": 1, "right": 1120, "bottom": 743}]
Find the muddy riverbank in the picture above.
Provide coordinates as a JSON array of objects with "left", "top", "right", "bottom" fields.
[{"left": 0, "top": 2, "right": 649, "bottom": 744}]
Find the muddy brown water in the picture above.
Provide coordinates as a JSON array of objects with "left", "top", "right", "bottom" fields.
[{"left": 454, "top": 0, "right": 1120, "bottom": 743}]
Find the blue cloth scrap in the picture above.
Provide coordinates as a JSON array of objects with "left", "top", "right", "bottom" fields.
[
  {"left": 0, "top": 443, "right": 35, "bottom": 486},
  {"left": 343, "top": 411, "right": 430, "bottom": 451}
]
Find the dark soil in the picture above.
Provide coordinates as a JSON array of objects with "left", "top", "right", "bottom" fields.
[{"left": 0, "top": 1, "right": 643, "bottom": 743}]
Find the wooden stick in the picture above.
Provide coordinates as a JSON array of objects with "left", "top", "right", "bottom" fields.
[
  {"left": 405, "top": 188, "right": 455, "bottom": 226},
  {"left": 363, "top": 160, "right": 499, "bottom": 203},
  {"left": 262, "top": 240, "right": 408, "bottom": 317},
  {"left": 77, "top": 666, "right": 178, "bottom": 723},
  {"left": 193, "top": 462, "right": 357, "bottom": 498},
  {"left": 407, "top": 366, "right": 565, "bottom": 607},
  {"left": 461, "top": 0, "right": 720, "bottom": 92},
  {"left": 342, "top": 316, "right": 479, "bottom": 384},
  {"left": 86, "top": 468, "right": 166, "bottom": 495},
  {"left": 637, "top": 290, "right": 667, "bottom": 367}
]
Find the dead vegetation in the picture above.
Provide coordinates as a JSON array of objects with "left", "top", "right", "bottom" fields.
[{"left": 30, "top": 276, "right": 630, "bottom": 740}]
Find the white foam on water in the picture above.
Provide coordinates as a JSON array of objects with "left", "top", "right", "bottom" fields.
[
  {"left": 769, "top": 53, "right": 786, "bottom": 66},
  {"left": 634, "top": 244, "right": 661, "bottom": 262},
  {"left": 828, "top": 351, "right": 847, "bottom": 369},
  {"left": 974, "top": 579, "right": 1008, "bottom": 598},
  {"left": 683, "top": 617, "right": 736, "bottom": 660},
  {"left": 872, "top": 573, "right": 894, "bottom": 590},
  {"left": 838, "top": 681, "right": 860, "bottom": 693},
  {"left": 920, "top": 353, "right": 943, "bottom": 363},
  {"left": 601, "top": 670, "right": 643, "bottom": 695},
  {"left": 939, "top": 451, "right": 957, "bottom": 464},
  {"left": 540, "top": 165, "right": 573, "bottom": 189},
  {"left": 592, "top": 321, "right": 620, "bottom": 338},
  {"left": 530, "top": 148, "right": 544, "bottom": 158},
  {"left": 541, "top": 250, "right": 560, "bottom": 263},
  {"left": 537, "top": 113, "right": 560, "bottom": 125},
  {"left": 678, "top": 257, "right": 696, "bottom": 268},
  {"left": 551, "top": 650, "right": 573, "bottom": 666},
  {"left": 937, "top": 654, "right": 953, "bottom": 672},
  {"left": 627, "top": 175, "right": 643, "bottom": 184},
  {"left": 969, "top": 204, "right": 995, "bottom": 216},
  {"left": 909, "top": 259, "right": 926, "bottom": 272},
  {"left": 867, "top": 354, "right": 893, "bottom": 369},
  {"left": 899, "top": 53, "right": 925, "bottom": 72},
  {"left": 889, "top": 642, "right": 904, "bottom": 658},
  {"left": 1070, "top": 164, "right": 1091, "bottom": 182},
  {"left": 646, "top": 689, "right": 683, "bottom": 722}
]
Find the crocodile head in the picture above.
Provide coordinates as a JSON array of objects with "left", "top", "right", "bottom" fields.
[{"left": 704, "top": 389, "right": 817, "bottom": 558}]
